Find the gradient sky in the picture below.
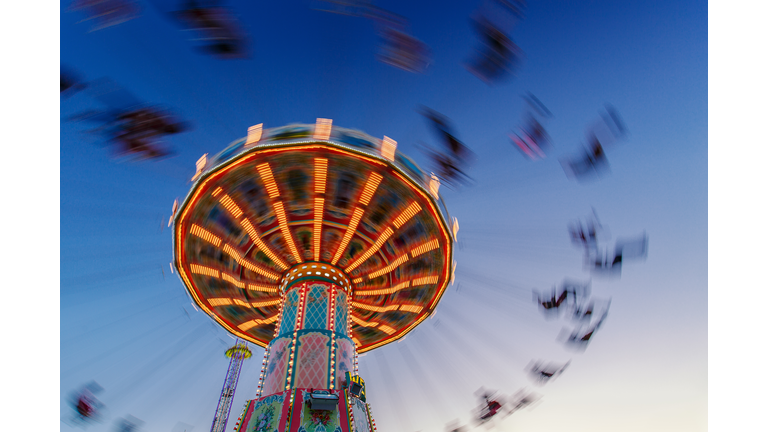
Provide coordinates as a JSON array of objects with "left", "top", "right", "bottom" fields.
[{"left": 55, "top": 1, "right": 707, "bottom": 431}]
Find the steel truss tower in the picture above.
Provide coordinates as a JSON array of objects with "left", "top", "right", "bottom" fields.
[{"left": 210, "top": 340, "right": 252, "bottom": 432}]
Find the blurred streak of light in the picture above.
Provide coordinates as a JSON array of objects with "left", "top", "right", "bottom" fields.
[
  {"left": 62, "top": 310, "right": 190, "bottom": 376},
  {"left": 396, "top": 343, "right": 450, "bottom": 421},
  {"left": 373, "top": 350, "right": 414, "bottom": 432}
]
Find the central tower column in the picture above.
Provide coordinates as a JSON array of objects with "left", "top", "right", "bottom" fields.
[{"left": 258, "top": 261, "right": 356, "bottom": 398}]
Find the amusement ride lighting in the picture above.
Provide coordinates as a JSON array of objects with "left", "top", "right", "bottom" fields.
[
  {"left": 237, "top": 314, "right": 279, "bottom": 331},
  {"left": 366, "top": 254, "right": 409, "bottom": 279},
  {"left": 398, "top": 304, "right": 423, "bottom": 314},
  {"left": 192, "top": 153, "right": 207, "bottom": 181},
  {"left": 352, "top": 277, "right": 363, "bottom": 284},
  {"left": 314, "top": 118, "right": 333, "bottom": 140},
  {"left": 218, "top": 194, "right": 244, "bottom": 219},
  {"left": 248, "top": 284, "right": 279, "bottom": 293},
  {"left": 239, "top": 219, "right": 288, "bottom": 270},
  {"left": 222, "top": 272, "right": 246, "bottom": 288},
  {"left": 410, "top": 239, "right": 439, "bottom": 257},
  {"left": 392, "top": 201, "right": 422, "bottom": 228},
  {"left": 412, "top": 275, "right": 439, "bottom": 286},
  {"left": 246, "top": 123, "right": 263, "bottom": 147},
  {"left": 190, "top": 264, "right": 220, "bottom": 278},
  {"left": 380, "top": 136, "right": 397, "bottom": 161},
  {"left": 359, "top": 172, "right": 383, "bottom": 206},
  {"left": 349, "top": 301, "right": 399, "bottom": 313},
  {"left": 314, "top": 197, "right": 325, "bottom": 261},
  {"left": 331, "top": 207, "right": 365, "bottom": 265},
  {"left": 190, "top": 224, "right": 222, "bottom": 246},
  {"left": 256, "top": 163, "right": 281, "bottom": 199},
  {"left": 350, "top": 314, "right": 379, "bottom": 328},
  {"left": 209, "top": 298, "right": 233, "bottom": 306},
  {"left": 272, "top": 201, "right": 303, "bottom": 263},
  {"left": 251, "top": 298, "right": 281, "bottom": 308},
  {"left": 377, "top": 325, "right": 396, "bottom": 335},
  {"left": 429, "top": 173, "right": 440, "bottom": 198},
  {"left": 355, "top": 281, "right": 410, "bottom": 296},
  {"left": 314, "top": 157, "right": 328, "bottom": 193},
  {"left": 344, "top": 227, "right": 394, "bottom": 273}
]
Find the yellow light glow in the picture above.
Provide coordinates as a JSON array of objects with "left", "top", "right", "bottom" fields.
[
  {"left": 350, "top": 314, "right": 379, "bottom": 327},
  {"left": 353, "top": 277, "right": 363, "bottom": 284},
  {"left": 314, "top": 118, "right": 333, "bottom": 140},
  {"left": 190, "top": 224, "right": 222, "bottom": 246},
  {"left": 398, "top": 304, "right": 423, "bottom": 313},
  {"left": 412, "top": 275, "right": 439, "bottom": 286},
  {"left": 239, "top": 219, "right": 288, "bottom": 270},
  {"left": 246, "top": 123, "right": 263, "bottom": 147},
  {"left": 314, "top": 197, "right": 324, "bottom": 261},
  {"left": 192, "top": 153, "right": 208, "bottom": 181},
  {"left": 381, "top": 136, "right": 397, "bottom": 161},
  {"left": 222, "top": 272, "right": 246, "bottom": 288},
  {"left": 356, "top": 281, "right": 410, "bottom": 296},
  {"left": 248, "top": 284, "right": 278, "bottom": 293},
  {"left": 212, "top": 186, "right": 223, "bottom": 197},
  {"left": 429, "top": 173, "right": 440, "bottom": 198},
  {"left": 378, "top": 325, "right": 396, "bottom": 335},
  {"left": 233, "top": 299, "right": 250, "bottom": 307},
  {"left": 273, "top": 201, "right": 302, "bottom": 263},
  {"left": 345, "top": 227, "right": 394, "bottom": 273},
  {"left": 238, "top": 314, "right": 279, "bottom": 331},
  {"left": 256, "top": 163, "right": 280, "bottom": 198},
  {"left": 314, "top": 158, "right": 328, "bottom": 194},
  {"left": 222, "top": 244, "right": 280, "bottom": 280},
  {"left": 219, "top": 194, "right": 244, "bottom": 219},
  {"left": 331, "top": 207, "right": 365, "bottom": 265},
  {"left": 359, "top": 172, "right": 383, "bottom": 206},
  {"left": 251, "top": 299, "right": 281, "bottom": 308},
  {"left": 209, "top": 298, "right": 233, "bottom": 306},
  {"left": 410, "top": 239, "right": 439, "bottom": 258},
  {"left": 350, "top": 301, "right": 399, "bottom": 313},
  {"left": 367, "top": 254, "right": 409, "bottom": 279},
  {"left": 190, "top": 264, "right": 220, "bottom": 278},
  {"left": 392, "top": 202, "right": 422, "bottom": 228}
]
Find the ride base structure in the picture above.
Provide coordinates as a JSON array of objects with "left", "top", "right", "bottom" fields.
[{"left": 173, "top": 120, "right": 456, "bottom": 432}]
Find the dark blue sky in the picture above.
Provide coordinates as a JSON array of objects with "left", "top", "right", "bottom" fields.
[{"left": 56, "top": 1, "right": 708, "bottom": 431}]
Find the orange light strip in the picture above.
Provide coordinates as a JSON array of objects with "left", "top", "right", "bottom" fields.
[
  {"left": 398, "top": 304, "right": 423, "bottom": 314},
  {"left": 356, "top": 281, "right": 410, "bottom": 296},
  {"left": 350, "top": 314, "right": 379, "bottom": 328},
  {"left": 353, "top": 277, "right": 363, "bottom": 284},
  {"left": 359, "top": 172, "right": 383, "bottom": 206},
  {"left": 190, "top": 264, "right": 219, "bottom": 278},
  {"left": 367, "top": 254, "right": 409, "bottom": 279},
  {"left": 392, "top": 202, "right": 422, "bottom": 228},
  {"left": 410, "top": 239, "right": 439, "bottom": 258},
  {"left": 240, "top": 219, "right": 289, "bottom": 270},
  {"left": 209, "top": 298, "right": 233, "bottom": 306},
  {"left": 251, "top": 298, "right": 281, "bottom": 308},
  {"left": 222, "top": 243, "right": 280, "bottom": 280},
  {"left": 273, "top": 201, "right": 302, "bottom": 263},
  {"left": 256, "top": 163, "right": 280, "bottom": 198},
  {"left": 381, "top": 136, "right": 397, "bottom": 161},
  {"left": 238, "top": 314, "right": 279, "bottom": 331},
  {"left": 233, "top": 299, "right": 250, "bottom": 307},
  {"left": 314, "top": 197, "right": 324, "bottom": 261},
  {"left": 314, "top": 118, "right": 333, "bottom": 140},
  {"left": 314, "top": 158, "right": 328, "bottom": 194},
  {"left": 331, "top": 207, "right": 365, "bottom": 265},
  {"left": 345, "top": 227, "right": 394, "bottom": 273},
  {"left": 219, "top": 194, "right": 244, "bottom": 219},
  {"left": 212, "top": 187, "right": 223, "bottom": 197},
  {"left": 190, "top": 224, "right": 222, "bottom": 247},
  {"left": 350, "top": 301, "right": 399, "bottom": 313},
  {"left": 412, "top": 275, "right": 439, "bottom": 286},
  {"left": 246, "top": 123, "right": 263, "bottom": 147},
  {"left": 378, "top": 324, "right": 396, "bottom": 335},
  {"left": 248, "top": 284, "right": 279, "bottom": 293},
  {"left": 222, "top": 272, "right": 246, "bottom": 288}
]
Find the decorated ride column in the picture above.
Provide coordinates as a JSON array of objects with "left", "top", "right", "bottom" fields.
[{"left": 259, "top": 262, "right": 355, "bottom": 398}]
